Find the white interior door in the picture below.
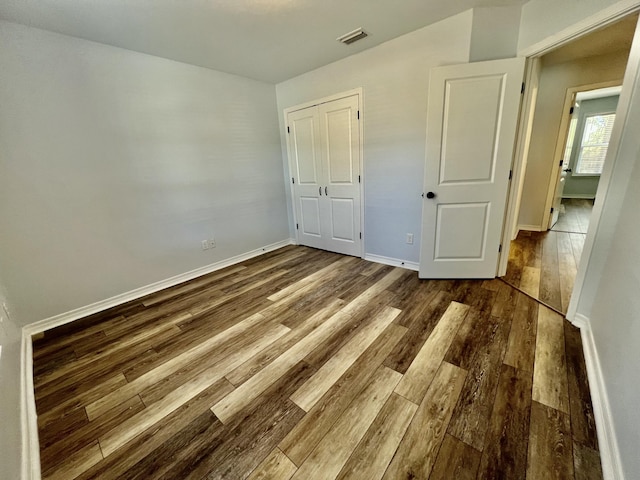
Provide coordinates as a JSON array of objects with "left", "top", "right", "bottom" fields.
[
  {"left": 288, "top": 106, "right": 325, "bottom": 250},
  {"left": 551, "top": 167, "right": 569, "bottom": 227},
  {"left": 551, "top": 162, "right": 571, "bottom": 228},
  {"left": 419, "top": 57, "right": 525, "bottom": 279},
  {"left": 318, "top": 95, "right": 361, "bottom": 256},
  {"left": 287, "top": 93, "right": 362, "bottom": 257}
]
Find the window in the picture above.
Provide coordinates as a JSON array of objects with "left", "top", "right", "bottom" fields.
[{"left": 575, "top": 113, "right": 616, "bottom": 175}]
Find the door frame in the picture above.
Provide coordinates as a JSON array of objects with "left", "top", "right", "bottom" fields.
[
  {"left": 501, "top": 1, "right": 640, "bottom": 323},
  {"left": 543, "top": 80, "right": 622, "bottom": 231},
  {"left": 283, "top": 88, "right": 365, "bottom": 258},
  {"left": 498, "top": 56, "right": 541, "bottom": 278}
]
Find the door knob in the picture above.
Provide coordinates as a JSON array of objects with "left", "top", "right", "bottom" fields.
[{"left": 426, "top": 192, "right": 436, "bottom": 199}]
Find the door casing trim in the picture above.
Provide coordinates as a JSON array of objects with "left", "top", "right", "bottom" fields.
[{"left": 543, "top": 81, "right": 622, "bottom": 232}]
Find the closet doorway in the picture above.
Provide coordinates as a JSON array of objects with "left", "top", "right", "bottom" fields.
[{"left": 285, "top": 91, "right": 363, "bottom": 257}]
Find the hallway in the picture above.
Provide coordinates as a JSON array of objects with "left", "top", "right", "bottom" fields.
[
  {"left": 551, "top": 199, "right": 594, "bottom": 235},
  {"left": 506, "top": 197, "right": 594, "bottom": 313},
  {"left": 504, "top": 230, "right": 585, "bottom": 314}
]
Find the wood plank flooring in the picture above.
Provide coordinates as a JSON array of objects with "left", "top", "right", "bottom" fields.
[
  {"left": 551, "top": 199, "right": 594, "bottom": 234},
  {"left": 504, "top": 230, "right": 585, "bottom": 313},
  {"left": 33, "top": 245, "right": 602, "bottom": 480}
]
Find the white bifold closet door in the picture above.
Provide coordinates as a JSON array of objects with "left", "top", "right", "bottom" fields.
[{"left": 287, "top": 94, "right": 362, "bottom": 257}]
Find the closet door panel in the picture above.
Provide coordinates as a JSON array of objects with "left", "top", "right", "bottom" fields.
[
  {"left": 318, "top": 95, "right": 362, "bottom": 257},
  {"left": 288, "top": 106, "right": 325, "bottom": 250}
]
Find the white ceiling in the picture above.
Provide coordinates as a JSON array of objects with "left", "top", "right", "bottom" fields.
[
  {"left": 542, "top": 13, "right": 638, "bottom": 66},
  {"left": 0, "top": 0, "right": 526, "bottom": 83}
]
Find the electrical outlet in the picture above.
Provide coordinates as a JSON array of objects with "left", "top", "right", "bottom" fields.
[
  {"left": 201, "top": 238, "right": 216, "bottom": 250},
  {"left": 406, "top": 233, "right": 414, "bottom": 245}
]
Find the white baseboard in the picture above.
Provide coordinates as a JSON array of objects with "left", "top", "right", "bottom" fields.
[
  {"left": 23, "top": 238, "right": 295, "bottom": 337},
  {"left": 562, "top": 194, "right": 597, "bottom": 200},
  {"left": 19, "top": 238, "right": 295, "bottom": 480},
  {"left": 363, "top": 253, "right": 419, "bottom": 272},
  {"left": 576, "top": 313, "right": 624, "bottom": 480},
  {"left": 570, "top": 312, "right": 589, "bottom": 329},
  {"left": 20, "top": 330, "right": 39, "bottom": 480},
  {"left": 517, "top": 224, "right": 544, "bottom": 232}
]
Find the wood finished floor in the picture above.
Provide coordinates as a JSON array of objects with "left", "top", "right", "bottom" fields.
[
  {"left": 551, "top": 199, "right": 594, "bottom": 235},
  {"left": 33, "top": 246, "right": 602, "bottom": 480},
  {"left": 504, "top": 230, "right": 586, "bottom": 314}
]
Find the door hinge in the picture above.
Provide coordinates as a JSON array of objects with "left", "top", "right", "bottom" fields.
[
  {"left": 521, "top": 82, "right": 525, "bottom": 94},
  {"left": 296, "top": 223, "right": 299, "bottom": 230},
  {"left": 499, "top": 244, "right": 502, "bottom": 253},
  {"left": 560, "top": 159, "right": 564, "bottom": 167},
  {"left": 550, "top": 207, "right": 554, "bottom": 213},
  {"left": 292, "top": 177, "right": 295, "bottom": 184},
  {"left": 569, "top": 106, "right": 574, "bottom": 115},
  {"left": 357, "top": 110, "right": 360, "bottom": 120},
  {"left": 287, "top": 126, "right": 290, "bottom": 134},
  {"left": 358, "top": 175, "right": 361, "bottom": 183},
  {"left": 509, "top": 170, "right": 513, "bottom": 180},
  {"left": 360, "top": 232, "right": 362, "bottom": 239}
]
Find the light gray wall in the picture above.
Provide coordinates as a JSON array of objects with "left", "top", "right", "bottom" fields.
[
  {"left": 0, "top": 21, "right": 289, "bottom": 324},
  {"left": 517, "top": 51, "right": 628, "bottom": 229},
  {"left": 518, "top": 0, "right": 631, "bottom": 52},
  {"left": 0, "top": 278, "right": 21, "bottom": 480},
  {"left": 469, "top": 6, "right": 521, "bottom": 62},
  {"left": 276, "top": 11, "right": 473, "bottom": 264},
  {"left": 581, "top": 86, "right": 640, "bottom": 478},
  {"left": 562, "top": 175, "right": 600, "bottom": 199},
  {"left": 563, "top": 96, "right": 619, "bottom": 198}
]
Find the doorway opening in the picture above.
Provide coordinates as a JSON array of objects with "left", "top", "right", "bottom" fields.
[
  {"left": 503, "top": 13, "right": 638, "bottom": 314},
  {"left": 550, "top": 85, "right": 621, "bottom": 236}
]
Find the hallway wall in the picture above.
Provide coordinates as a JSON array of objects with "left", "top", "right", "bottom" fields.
[{"left": 517, "top": 51, "right": 628, "bottom": 229}]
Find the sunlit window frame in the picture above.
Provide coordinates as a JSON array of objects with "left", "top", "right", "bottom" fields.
[{"left": 574, "top": 112, "right": 616, "bottom": 176}]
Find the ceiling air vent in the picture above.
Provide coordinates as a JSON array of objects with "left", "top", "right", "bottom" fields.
[{"left": 337, "top": 28, "right": 368, "bottom": 45}]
